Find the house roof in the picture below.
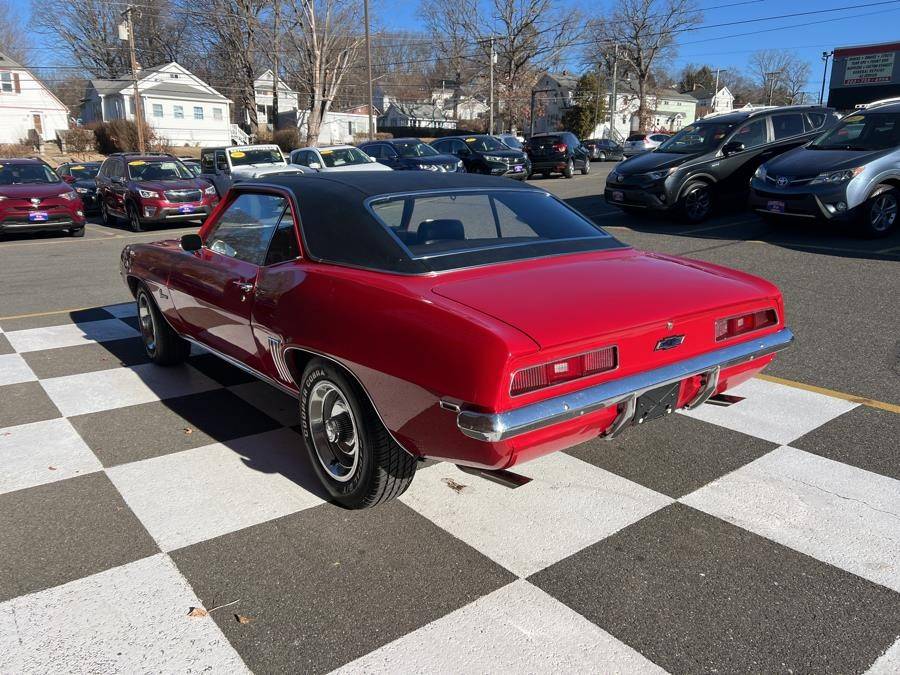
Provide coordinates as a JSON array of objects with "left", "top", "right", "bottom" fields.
[
  {"left": 655, "top": 88, "right": 698, "bottom": 102},
  {"left": 143, "top": 81, "right": 229, "bottom": 101},
  {"left": 387, "top": 102, "right": 451, "bottom": 120},
  {"left": 90, "top": 79, "right": 127, "bottom": 97},
  {"left": 0, "top": 50, "right": 24, "bottom": 70},
  {"left": 546, "top": 72, "right": 580, "bottom": 89}
]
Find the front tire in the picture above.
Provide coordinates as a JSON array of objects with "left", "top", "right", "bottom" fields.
[
  {"left": 677, "top": 181, "right": 713, "bottom": 223},
  {"left": 100, "top": 201, "right": 117, "bottom": 227},
  {"left": 136, "top": 285, "right": 189, "bottom": 365},
  {"left": 598, "top": 151, "right": 607, "bottom": 162},
  {"left": 300, "top": 360, "right": 416, "bottom": 509},
  {"left": 581, "top": 158, "right": 591, "bottom": 175},
  {"left": 127, "top": 204, "right": 143, "bottom": 232},
  {"left": 859, "top": 184, "right": 898, "bottom": 237},
  {"left": 70, "top": 226, "right": 85, "bottom": 237},
  {"left": 563, "top": 159, "right": 574, "bottom": 179}
]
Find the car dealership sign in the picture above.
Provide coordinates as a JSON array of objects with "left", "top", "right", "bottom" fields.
[
  {"left": 843, "top": 52, "right": 895, "bottom": 86},
  {"left": 829, "top": 41, "right": 900, "bottom": 109}
]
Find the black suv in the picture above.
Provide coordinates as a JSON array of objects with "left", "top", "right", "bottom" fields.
[
  {"left": 430, "top": 135, "right": 530, "bottom": 180},
  {"left": 356, "top": 138, "right": 462, "bottom": 172},
  {"left": 605, "top": 105, "right": 839, "bottom": 222},
  {"left": 525, "top": 132, "right": 591, "bottom": 178}
]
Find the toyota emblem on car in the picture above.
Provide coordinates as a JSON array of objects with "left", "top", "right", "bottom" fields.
[{"left": 776, "top": 176, "right": 790, "bottom": 188}]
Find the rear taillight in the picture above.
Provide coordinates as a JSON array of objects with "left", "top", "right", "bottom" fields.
[
  {"left": 553, "top": 143, "right": 568, "bottom": 152},
  {"left": 511, "top": 346, "right": 617, "bottom": 396},
  {"left": 715, "top": 309, "right": 777, "bottom": 341}
]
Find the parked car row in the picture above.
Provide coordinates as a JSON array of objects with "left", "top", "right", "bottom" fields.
[{"left": 603, "top": 103, "right": 899, "bottom": 236}]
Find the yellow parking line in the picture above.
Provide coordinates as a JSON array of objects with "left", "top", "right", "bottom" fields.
[
  {"left": 756, "top": 374, "right": 900, "bottom": 414},
  {"left": 85, "top": 224, "right": 118, "bottom": 237},
  {"left": 745, "top": 240, "right": 899, "bottom": 256},
  {"left": 679, "top": 219, "right": 759, "bottom": 235},
  {"left": 0, "top": 305, "right": 108, "bottom": 321}
]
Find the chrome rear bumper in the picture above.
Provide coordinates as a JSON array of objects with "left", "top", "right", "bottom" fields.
[{"left": 457, "top": 328, "right": 794, "bottom": 442}]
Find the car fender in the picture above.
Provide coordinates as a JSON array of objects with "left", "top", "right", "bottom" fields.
[
  {"left": 675, "top": 172, "right": 716, "bottom": 200},
  {"left": 847, "top": 165, "right": 900, "bottom": 210}
]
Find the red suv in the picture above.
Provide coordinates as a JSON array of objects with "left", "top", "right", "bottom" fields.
[
  {"left": 95, "top": 153, "right": 218, "bottom": 232},
  {"left": 0, "top": 158, "right": 86, "bottom": 238}
]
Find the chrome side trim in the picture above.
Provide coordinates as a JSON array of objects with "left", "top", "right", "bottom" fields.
[
  {"left": 267, "top": 336, "right": 293, "bottom": 383},
  {"left": 457, "top": 328, "right": 794, "bottom": 442},
  {"left": 183, "top": 336, "right": 299, "bottom": 399}
]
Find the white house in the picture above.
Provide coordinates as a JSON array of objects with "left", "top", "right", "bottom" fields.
[
  {"left": 530, "top": 71, "right": 580, "bottom": 134},
  {"left": 691, "top": 85, "right": 734, "bottom": 115},
  {"left": 431, "top": 88, "right": 489, "bottom": 121},
  {"left": 0, "top": 50, "right": 69, "bottom": 146},
  {"left": 81, "top": 62, "right": 236, "bottom": 147},
  {"left": 379, "top": 102, "right": 458, "bottom": 130},
  {"left": 252, "top": 70, "right": 299, "bottom": 130},
  {"left": 295, "top": 109, "right": 376, "bottom": 145}
]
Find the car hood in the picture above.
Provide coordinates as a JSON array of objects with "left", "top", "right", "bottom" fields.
[
  {"left": 764, "top": 145, "right": 891, "bottom": 177},
  {"left": 232, "top": 164, "right": 306, "bottom": 178},
  {"left": 479, "top": 149, "right": 526, "bottom": 160},
  {"left": 73, "top": 179, "right": 98, "bottom": 190},
  {"left": 616, "top": 152, "right": 695, "bottom": 174},
  {"left": 325, "top": 162, "right": 392, "bottom": 172},
  {"left": 0, "top": 183, "right": 72, "bottom": 199},
  {"left": 132, "top": 178, "right": 207, "bottom": 192},
  {"left": 431, "top": 249, "right": 774, "bottom": 349}
]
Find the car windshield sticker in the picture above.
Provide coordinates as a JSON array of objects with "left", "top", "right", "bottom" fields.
[
  {"left": 465, "top": 138, "right": 477, "bottom": 142},
  {"left": 71, "top": 165, "right": 85, "bottom": 170},
  {"left": 229, "top": 151, "right": 246, "bottom": 158},
  {"left": 128, "top": 160, "right": 146, "bottom": 166},
  {"left": 320, "top": 149, "right": 333, "bottom": 154}
]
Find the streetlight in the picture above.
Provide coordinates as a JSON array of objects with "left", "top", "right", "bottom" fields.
[{"left": 819, "top": 51, "right": 834, "bottom": 105}]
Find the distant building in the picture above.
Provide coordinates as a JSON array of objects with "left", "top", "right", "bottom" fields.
[
  {"left": 252, "top": 70, "right": 299, "bottom": 130},
  {"left": 379, "top": 102, "right": 457, "bottom": 130},
  {"left": 689, "top": 85, "right": 734, "bottom": 116},
  {"left": 0, "top": 50, "right": 69, "bottom": 146},
  {"left": 530, "top": 71, "right": 580, "bottom": 134},
  {"left": 82, "top": 62, "right": 236, "bottom": 147},
  {"left": 295, "top": 109, "right": 376, "bottom": 145}
]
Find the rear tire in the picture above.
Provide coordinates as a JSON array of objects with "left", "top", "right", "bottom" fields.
[
  {"left": 70, "top": 226, "right": 85, "bottom": 237},
  {"left": 581, "top": 158, "right": 591, "bottom": 175},
  {"left": 858, "top": 184, "right": 898, "bottom": 238},
  {"left": 300, "top": 359, "right": 417, "bottom": 509},
  {"left": 127, "top": 204, "right": 143, "bottom": 233},
  {"left": 598, "top": 151, "right": 607, "bottom": 162},
  {"left": 100, "top": 201, "right": 117, "bottom": 227},
  {"left": 136, "top": 284, "right": 189, "bottom": 365},
  {"left": 677, "top": 181, "right": 713, "bottom": 223},
  {"left": 563, "top": 159, "right": 574, "bottom": 179}
]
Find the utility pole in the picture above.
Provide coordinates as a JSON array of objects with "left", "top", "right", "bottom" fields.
[
  {"left": 765, "top": 70, "right": 782, "bottom": 106},
  {"left": 714, "top": 68, "right": 727, "bottom": 93},
  {"left": 819, "top": 51, "right": 834, "bottom": 105},
  {"left": 121, "top": 6, "right": 145, "bottom": 153},
  {"left": 272, "top": 0, "right": 280, "bottom": 132},
  {"left": 488, "top": 35, "right": 496, "bottom": 134},
  {"left": 608, "top": 44, "right": 618, "bottom": 140},
  {"left": 364, "top": 0, "right": 374, "bottom": 140}
]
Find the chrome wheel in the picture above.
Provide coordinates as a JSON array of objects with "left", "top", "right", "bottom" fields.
[
  {"left": 137, "top": 292, "right": 157, "bottom": 355},
  {"left": 308, "top": 380, "right": 359, "bottom": 483},
  {"left": 870, "top": 193, "right": 897, "bottom": 232},
  {"left": 684, "top": 186, "right": 711, "bottom": 221}
]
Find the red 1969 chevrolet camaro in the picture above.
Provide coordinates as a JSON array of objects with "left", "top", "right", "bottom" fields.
[{"left": 120, "top": 172, "right": 792, "bottom": 508}]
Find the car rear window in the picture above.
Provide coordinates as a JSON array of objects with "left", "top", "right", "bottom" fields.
[
  {"left": 366, "top": 189, "right": 625, "bottom": 271},
  {"left": 627, "top": 134, "right": 647, "bottom": 141}
]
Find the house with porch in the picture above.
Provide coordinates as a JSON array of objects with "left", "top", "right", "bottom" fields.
[
  {"left": 81, "top": 62, "right": 238, "bottom": 147},
  {"left": 0, "top": 50, "right": 69, "bottom": 146},
  {"left": 251, "top": 70, "right": 299, "bottom": 130},
  {"left": 379, "top": 102, "right": 458, "bottom": 130}
]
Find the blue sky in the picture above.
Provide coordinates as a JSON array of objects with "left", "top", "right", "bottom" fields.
[{"left": 379, "top": 0, "right": 900, "bottom": 96}]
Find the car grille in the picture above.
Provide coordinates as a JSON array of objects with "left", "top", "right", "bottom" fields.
[
  {"left": 165, "top": 189, "right": 202, "bottom": 203},
  {"left": 754, "top": 189, "right": 806, "bottom": 201},
  {"left": 764, "top": 175, "right": 814, "bottom": 187}
]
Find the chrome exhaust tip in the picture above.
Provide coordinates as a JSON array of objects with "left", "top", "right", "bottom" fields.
[
  {"left": 705, "top": 393, "right": 745, "bottom": 407},
  {"left": 456, "top": 465, "right": 532, "bottom": 489}
]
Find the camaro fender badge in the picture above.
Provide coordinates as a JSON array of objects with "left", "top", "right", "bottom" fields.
[{"left": 655, "top": 334, "right": 686, "bottom": 351}]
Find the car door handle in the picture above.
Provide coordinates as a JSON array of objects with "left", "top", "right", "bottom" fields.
[{"left": 234, "top": 281, "right": 255, "bottom": 294}]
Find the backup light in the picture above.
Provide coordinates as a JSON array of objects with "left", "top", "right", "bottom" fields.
[
  {"left": 511, "top": 346, "right": 617, "bottom": 396},
  {"left": 715, "top": 309, "right": 777, "bottom": 341}
]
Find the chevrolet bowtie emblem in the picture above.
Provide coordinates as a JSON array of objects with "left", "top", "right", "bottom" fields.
[{"left": 655, "top": 334, "right": 686, "bottom": 351}]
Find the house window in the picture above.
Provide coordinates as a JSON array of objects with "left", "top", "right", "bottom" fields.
[
  {"left": 174, "top": 105, "right": 184, "bottom": 119},
  {"left": 194, "top": 106, "right": 204, "bottom": 120},
  {"left": 129, "top": 98, "right": 135, "bottom": 114},
  {"left": 152, "top": 104, "right": 163, "bottom": 118},
  {"left": 0, "top": 72, "right": 12, "bottom": 93},
  {"left": 169, "top": 73, "right": 179, "bottom": 79},
  {"left": 213, "top": 107, "right": 223, "bottom": 120}
]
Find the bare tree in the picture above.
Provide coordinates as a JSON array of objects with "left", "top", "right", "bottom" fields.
[
  {"left": 281, "top": 0, "right": 363, "bottom": 145},
  {"left": 0, "top": 0, "right": 29, "bottom": 62},
  {"left": 420, "top": 4, "right": 474, "bottom": 119},
  {"left": 591, "top": 0, "right": 701, "bottom": 131},
  {"left": 749, "top": 49, "right": 811, "bottom": 105}
]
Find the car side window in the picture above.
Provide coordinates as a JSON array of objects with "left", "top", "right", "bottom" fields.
[
  {"left": 364, "top": 144, "right": 383, "bottom": 159},
  {"left": 265, "top": 208, "right": 301, "bottom": 265},
  {"left": 215, "top": 151, "right": 228, "bottom": 172},
  {"left": 206, "top": 193, "right": 288, "bottom": 266},
  {"left": 431, "top": 140, "right": 447, "bottom": 153},
  {"left": 200, "top": 152, "right": 215, "bottom": 173},
  {"left": 732, "top": 118, "right": 769, "bottom": 149},
  {"left": 109, "top": 160, "right": 123, "bottom": 180},
  {"left": 804, "top": 112, "right": 826, "bottom": 131},
  {"left": 772, "top": 113, "right": 805, "bottom": 140},
  {"left": 382, "top": 145, "right": 398, "bottom": 158}
]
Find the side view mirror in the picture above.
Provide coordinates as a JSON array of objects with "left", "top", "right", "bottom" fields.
[
  {"left": 181, "top": 233, "right": 202, "bottom": 252},
  {"left": 722, "top": 141, "right": 745, "bottom": 156},
  {"left": 308, "top": 162, "right": 321, "bottom": 170}
]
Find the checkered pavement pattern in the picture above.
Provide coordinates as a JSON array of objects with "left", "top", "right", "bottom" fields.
[{"left": 1, "top": 303, "right": 898, "bottom": 674}]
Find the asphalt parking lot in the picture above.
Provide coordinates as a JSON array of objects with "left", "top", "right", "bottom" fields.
[{"left": 1, "top": 167, "right": 898, "bottom": 673}]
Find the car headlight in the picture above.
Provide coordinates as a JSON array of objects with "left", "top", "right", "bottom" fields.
[
  {"left": 645, "top": 167, "right": 676, "bottom": 181},
  {"left": 204, "top": 184, "right": 217, "bottom": 196},
  {"left": 484, "top": 155, "right": 504, "bottom": 163},
  {"left": 75, "top": 187, "right": 91, "bottom": 194},
  {"left": 138, "top": 189, "right": 159, "bottom": 199},
  {"left": 457, "top": 159, "right": 464, "bottom": 168},
  {"left": 420, "top": 164, "right": 439, "bottom": 171},
  {"left": 60, "top": 191, "right": 78, "bottom": 201},
  {"left": 754, "top": 165, "right": 767, "bottom": 180},
  {"left": 810, "top": 167, "right": 864, "bottom": 184}
]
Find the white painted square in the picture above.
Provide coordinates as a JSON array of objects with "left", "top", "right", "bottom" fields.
[
  {"left": 4, "top": 319, "right": 139, "bottom": 353},
  {"left": 682, "top": 446, "right": 900, "bottom": 592},
  {"left": 334, "top": 580, "right": 666, "bottom": 674},
  {"left": 104, "top": 302, "right": 138, "bottom": 318},
  {"left": 0, "top": 418, "right": 102, "bottom": 495},
  {"left": 40, "top": 362, "right": 219, "bottom": 417},
  {"left": 401, "top": 453, "right": 672, "bottom": 577},
  {"left": 106, "top": 428, "right": 323, "bottom": 551},
  {"left": 0, "top": 554, "right": 249, "bottom": 674},
  {"left": 679, "top": 377, "right": 857, "bottom": 444},
  {"left": 867, "top": 638, "right": 900, "bottom": 674},
  {"left": 229, "top": 380, "right": 299, "bottom": 427},
  {"left": 0, "top": 353, "right": 36, "bottom": 386}
]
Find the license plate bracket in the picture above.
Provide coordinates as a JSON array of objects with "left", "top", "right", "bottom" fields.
[
  {"left": 28, "top": 211, "right": 49, "bottom": 222},
  {"left": 767, "top": 200, "right": 785, "bottom": 213},
  {"left": 611, "top": 190, "right": 624, "bottom": 202},
  {"left": 178, "top": 205, "right": 196, "bottom": 214},
  {"left": 633, "top": 382, "right": 681, "bottom": 426}
]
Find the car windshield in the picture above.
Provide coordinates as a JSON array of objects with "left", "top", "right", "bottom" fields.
[
  {"left": 810, "top": 112, "right": 900, "bottom": 151},
  {"left": 656, "top": 123, "right": 734, "bottom": 154},
  {"left": 319, "top": 147, "right": 371, "bottom": 167},
  {"left": 368, "top": 189, "right": 621, "bottom": 268},
  {"left": 183, "top": 163, "right": 201, "bottom": 176},
  {"left": 465, "top": 136, "right": 506, "bottom": 151},
  {"left": 127, "top": 160, "right": 194, "bottom": 180},
  {"left": 228, "top": 148, "right": 285, "bottom": 166},
  {"left": 499, "top": 136, "right": 523, "bottom": 149},
  {"left": 66, "top": 165, "right": 100, "bottom": 180},
  {"left": 0, "top": 163, "right": 60, "bottom": 185},
  {"left": 393, "top": 141, "right": 439, "bottom": 158}
]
